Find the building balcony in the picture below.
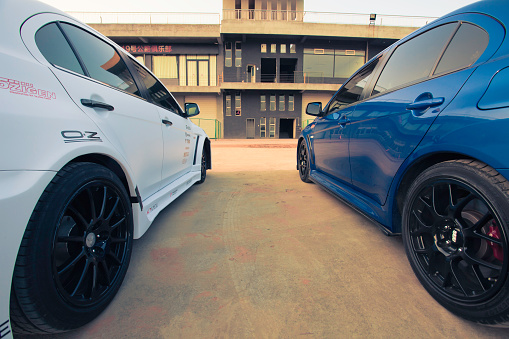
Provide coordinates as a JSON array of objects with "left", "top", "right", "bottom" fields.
[{"left": 219, "top": 72, "right": 341, "bottom": 91}]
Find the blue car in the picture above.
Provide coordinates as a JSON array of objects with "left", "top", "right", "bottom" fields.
[{"left": 298, "top": 0, "right": 509, "bottom": 326}]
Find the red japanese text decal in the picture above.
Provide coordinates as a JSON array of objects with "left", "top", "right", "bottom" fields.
[{"left": 0, "top": 77, "right": 56, "bottom": 100}]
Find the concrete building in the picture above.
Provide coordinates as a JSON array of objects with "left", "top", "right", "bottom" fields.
[{"left": 86, "top": 0, "right": 430, "bottom": 139}]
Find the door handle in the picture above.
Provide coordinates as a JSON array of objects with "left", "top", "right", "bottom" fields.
[
  {"left": 162, "top": 119, "right": 173, "bottom": 126},
  {"left": 406, "top": 97, "right": 444, "bottom": 111},
  {"left": 81, "top": 99, "right": 114, "bottom": 111}
]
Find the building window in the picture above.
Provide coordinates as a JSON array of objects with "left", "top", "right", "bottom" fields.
[
  {"left": 235, "top": 93, "right": 241, "bottom": 116},
  {"left": 260, "top": 95, "right": 266, "bottom": 111},
  {"left": 290, "top": 44, "right": 296, "bottom": 53},
  {"left": 261, "top": 44, "right": 267, "bottom": 53},
  {"left": 279, "top": 95, "right": 285, "bottom": 111},
  {"left": 270, "top": 95, "right": 276, "bottom": 111},
  {"left": 269, "top": 117, "right": 276, "bottom": 138},
  {"left": 235, "top": 42, "right": 242, "bottom": 67},
  {"left": 271, "top": 44, "right": 277, "bottom": 53},
  {"left": 226, "top": 95, "right": 232, "bottom": 116},
  {"left": 153, "top": 55, "right": 178, "bottom": 79},
  {"left": 288, "top": 95, "right": 294, "bottom": 111},
  {"left": 260, "top": 117, "right": 266, "bottom": 137},
  {"left": 281, "top": 44, "right": 287, "bottom": 53},
  {"left": 225, "top": 42, "right": 232, "bottom": 67},
  {"left": 135, "top": 55, "right": 145, "bottom": 65}
]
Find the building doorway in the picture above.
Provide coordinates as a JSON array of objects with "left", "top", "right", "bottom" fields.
[
  {"left": 261, "top": 58, "right": 276, "bottom": 82},
  {"left": 279, "top": 118, "right": 295, "bottom": 138},
  {"left": 246, "top": 118, "right": 255, "bottom": 139},
  {"left": 280, "top": 58, "right": 297, "bottom": 83},
  {"left": 246, "top": 65, "right": 256, "bottom": 83}
]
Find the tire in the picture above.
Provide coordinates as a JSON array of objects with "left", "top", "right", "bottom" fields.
[
  {"left": 298, "top": 140, "right": 312, "bottom": 183},
  {"left": 11, "top": 162, "right": 133, "bottom": 334},
  {"left": 402, "top": 160, "right": 509, "bottom": 326},
  {"left": 196, "top": 147, "right": 207, "bottom": 184}
]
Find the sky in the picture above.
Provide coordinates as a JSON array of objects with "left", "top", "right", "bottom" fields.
[{"left": 37, "top": 0, "right": 480, "bottom": 18}]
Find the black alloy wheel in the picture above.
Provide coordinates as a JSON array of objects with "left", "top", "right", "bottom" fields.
[
  {"left": 402, "top": 160, "right": 509, "bottom": 326},
  {"left": 197, "top": 147, "right": 207, "bottom": 184},
  {"left": 11, "top": 163, "right": 133, "bottom": 334},
  {"left": 298, "top": 141, "right": 312, "bottom": 183}
]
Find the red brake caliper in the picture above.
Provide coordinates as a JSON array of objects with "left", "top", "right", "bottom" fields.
[{"left": 488, "top": 221, "right": 504, "bottom": 262}]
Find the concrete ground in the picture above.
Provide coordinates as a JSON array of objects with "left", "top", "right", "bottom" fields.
[{"left": 44, "top": 139, "right": 508, "bottom": 338}]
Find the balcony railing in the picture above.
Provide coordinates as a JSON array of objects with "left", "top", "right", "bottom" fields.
[
  {"left": 221, "top": 72, "right": 343, "bottom": 85},
  {"left": 223, "top": 9, "right": 437, "bottom": 27},
  {"left": 67, "top": 12, "right": 221, "bottom": 25}
]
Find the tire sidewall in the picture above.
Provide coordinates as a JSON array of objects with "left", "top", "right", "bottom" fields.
[
  {"left": 402, "top": 161, "right": 509, "bottom": 324},
  {"left": 14, "top": 163, "right": 133, "bottom": 331}
]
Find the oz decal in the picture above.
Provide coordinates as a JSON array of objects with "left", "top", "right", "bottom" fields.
[
  {"left": 61, "top": 130, "right": 103, "bottom": 143},
  {"left": 0, "top": 77, "right": 56, "bottom": 100}
]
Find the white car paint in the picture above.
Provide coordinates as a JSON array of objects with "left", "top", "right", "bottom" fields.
[{"left": 0, "top": 0, "right": 210, "bottom": 336}]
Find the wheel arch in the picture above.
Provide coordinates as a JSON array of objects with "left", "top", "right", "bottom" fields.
[
  {"left": 69, "top": 153, "right": 133, "bottom": 198},
  {"left": 392, "top": 152, "right": 476, "bottom": 233}
]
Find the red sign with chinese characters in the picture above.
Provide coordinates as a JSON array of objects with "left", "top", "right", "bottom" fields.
[{"left": 121, "top": 45, "right": 173, "bottom": 54}]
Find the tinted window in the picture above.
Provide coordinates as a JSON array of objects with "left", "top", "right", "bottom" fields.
[
  {"left": 35, "top": 23, "right": 85, "bottom": 75},
  {"left": 59, "top": 23, "right": 140, "bottom": 96},
  {"left": 434, "top": 23, "right": 489, "bottom": 75},
  {"left": 132, "top": 63, "right": 181, "bottom": 114},
  {"left": 373, "top": 23, "right": 457, "bottom": 94},
  {"left": 327, "top": 58, "right": 379, "bottom": 114}
]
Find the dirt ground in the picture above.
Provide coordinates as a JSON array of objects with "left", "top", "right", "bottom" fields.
[{"left": 36, "top": 140, "right": 509, "bottom": 338}]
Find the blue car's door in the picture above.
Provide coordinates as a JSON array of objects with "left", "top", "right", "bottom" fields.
[
  {"left": 310, "top": 59, "right": 380, "bottom": 185},
  {"left": 348, "top": 19, "right": 496, "bottom": 206}
]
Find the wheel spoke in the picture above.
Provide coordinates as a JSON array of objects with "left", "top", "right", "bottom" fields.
[
  {"left": 110, "top": 235, "right": 127, "bottom": 244},
  {"left": 97, "top": 187, "right": 108, "bottom": 220},
  {"left": 449, "top": 260, "right": 469, "bottom": 297},
  {"left": 58, "top": 249, "right": 86, "bottom": 275},
  {"left": 86, "top": 187, "right": 97, "bottom": 221},
  {"left": 110, "top": 217, "right": 126, "bottom": 232},
  {"left": 71, "top": 258, "right": 91, "bottom": 297},
  {"left": 107, "top": 249, "right": 122, "bottom": 266},
  {"left": 105, "top": 196, "right": 120, "bottom": 222},
  {"left": 100, "top": 260, "right": 111, "bottom": 285},
  {"left": 410, "top": 209, "right": 432, "bottom": 235},
  {"left": 471, "top": 265, "right": 489, "bottom": 292},
  {"left": 68, "top": 205, "right": 89, "bottom": 229},
  {"left": 462, "top": 251, "right": 502, "bottom": 271}
]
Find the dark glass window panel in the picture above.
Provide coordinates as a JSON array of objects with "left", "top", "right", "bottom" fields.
[
  {"left": 434, "top": 23, "right": 489, "bottom": 75},
  {"left": 327, "top": 58, "right": 379, "bottom": 114},
  {"left": 132, "top": 62, "right": 181, "bottom": 113},
  {"left": 35, "top": 23, "right": 84, "bottom": 75},
  {"left": 60, "top": 23, "right": 140, "bottom": 96},
  {"left": 374, "top": 23, "right": 456, "bottom": 94}
]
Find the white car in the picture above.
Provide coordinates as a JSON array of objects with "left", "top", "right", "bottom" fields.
[{"left": 0, "top": 0, "right": 211, "bottom": 335}]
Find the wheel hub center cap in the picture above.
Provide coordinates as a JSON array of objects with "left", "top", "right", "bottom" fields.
[
  {"left": 434, "top": 222, "right": 463, "bottom": 256},
  {"left": 86, "top": 233, "right": 96, "bottom": 248}
]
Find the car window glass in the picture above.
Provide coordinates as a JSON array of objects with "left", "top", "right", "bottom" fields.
[
  {"left": 59, "top": 23, "right": 140, "bottom": 96},
  {"left": 327, "top": 58, "right": 379, "bottom": 114},
  {"left": 132, "top": 62, "right": 182, "bottom": 114},
  {"left": 373, "top": 23, "right": 457, "bottom": 95},
  {"left": 35, "top": 23, "right": 85, "bottom": 75},
  {"left": 434, "top": 23, "right": 489, "bottom": 75}
]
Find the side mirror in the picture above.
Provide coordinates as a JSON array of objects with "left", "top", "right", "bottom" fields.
[
  {"left": 306, "top": 102, "right": 322, "bottom": 116},
  {"left": 185, "top": 103, "right": 200, "bottom": 117}
]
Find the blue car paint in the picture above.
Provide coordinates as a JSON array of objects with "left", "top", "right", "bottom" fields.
[{"left": 299, "top": 1, "right": 509, "bottom": 235}]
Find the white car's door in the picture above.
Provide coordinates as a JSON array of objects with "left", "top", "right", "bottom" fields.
[
  {"left": 129, "top": 63, "right": 196, "bottom": 187},
  {"left": 22, "top": 17, "right": 164, "bottom": 199}
]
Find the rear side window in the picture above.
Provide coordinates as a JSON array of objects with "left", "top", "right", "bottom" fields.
[
  {"left": 35, "top": 23, "right": 85, "bottom": 75},
  {"left": 434, "top": 23, "right": 489, "bottom": 75},
  {"left": 373, "top": 23, "right": 457, "bottom": 95},
  {"left": 132, "top": 62, "right": 182, "bottom": 114},
  {"left": 59, "top": 23, "right": 140, "bottom": 96}
]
